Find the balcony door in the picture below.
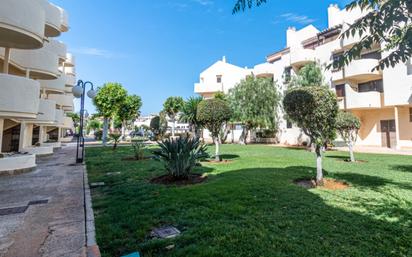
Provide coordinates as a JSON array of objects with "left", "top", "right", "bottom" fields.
[{"left": 380, "top": 120, "right": 396, "bottom": 148}]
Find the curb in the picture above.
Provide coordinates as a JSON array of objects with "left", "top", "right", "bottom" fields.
[{"left": 83, "top": 164, "right": 101, "bottom": 257}]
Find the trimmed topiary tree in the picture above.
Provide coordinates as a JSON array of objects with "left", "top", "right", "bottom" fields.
[
  {"left": 336, "top": 111, "right": 361, "bottom": 162},
  {"left": 197, "top": 99, "right": 232, "bottom": 161},
  {"left": 283, "top": 86, "right": 338, "bottom": 185}
]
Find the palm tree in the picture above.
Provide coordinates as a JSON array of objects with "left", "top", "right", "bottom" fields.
[
  {"left": 163, "top": 96, "right": 184, "bottom": 137},
  {"left": 180, "top": 96, "right": 203, "bottom": 137}
]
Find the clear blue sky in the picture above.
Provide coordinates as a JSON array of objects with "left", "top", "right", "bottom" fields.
[{"left": 53, "top": 0, "right": 350, "bottom": 116}]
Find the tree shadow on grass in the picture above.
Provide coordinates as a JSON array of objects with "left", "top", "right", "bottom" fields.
[
  {"left": 390, "top": 165, "right": 412, "bottom": 173},
  {"left": 325, "top": 155, "right": 350, "bottom": 160},
  {"left": 219, "top": 154, "right": 240, "bottom": 160},
  {"left": 332, "top": 172, "right": 412, "bottom": 190},
  {"left": 93, "top": 165, "right": 412, "bottom": 257}
]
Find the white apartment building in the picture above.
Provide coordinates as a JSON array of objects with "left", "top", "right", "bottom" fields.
[
  {"left": 195, "top": 4, "right": 412, "bottom": 149},
  {"left": 0, "top": 0, "right": 76, "bottom": 173}
]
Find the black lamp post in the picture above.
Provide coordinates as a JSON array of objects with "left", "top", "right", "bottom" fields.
[{"left": 72, "top": 80, "right": 97, "bottom": 163}]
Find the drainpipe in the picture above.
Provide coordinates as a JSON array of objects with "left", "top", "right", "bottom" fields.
[{"left": 3, "top": 48, "right": 10, "bottom": 74}]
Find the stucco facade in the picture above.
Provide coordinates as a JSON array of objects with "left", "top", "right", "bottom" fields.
[
  {"left": 0, "top": 0, "right": 75, "bottom": 173},
  {"left": 194, "top": 4, "right": 412, "bottom": 149}
]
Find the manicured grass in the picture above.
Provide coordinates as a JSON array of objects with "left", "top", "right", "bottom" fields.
[{"left": 85, "top": 144, "right": 412, "bottom": 257}]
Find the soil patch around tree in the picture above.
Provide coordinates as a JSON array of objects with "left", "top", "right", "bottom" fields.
[
  {"left": 201, "top": 160, "right": 234, "bottom": 164},
  {"left": 294, "top": 178, "right": 349, "bottom": 190},
  {"left": 121, "top": 156, "right": 153, "bottom": 161},
  {"left": 340, "top": 159, "right": 368, "bottom": 163},
  {"left": 150, "top": 173, "right": 207, "bottom": 186}
]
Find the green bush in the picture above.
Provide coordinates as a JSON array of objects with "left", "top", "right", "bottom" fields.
[
  {"left": 109, "top": 133, "right": 122, "bottom": 150},
  {"left": 94, "top": 130, "right": 103, "bottom": 140},
  {"left": 132, "top": 141, "right": 147, "bottom": 160},
  {"left": 153, "top": 137, "right": 209, "bottom": 179}
]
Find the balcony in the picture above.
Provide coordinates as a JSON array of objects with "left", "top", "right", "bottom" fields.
[
  {"left": 44, "top": 2, "right": 62, "bottom": 37},
  {"left": 344, "top": 84, "right": 382, "bottom": 109},
  {"left": 2, "top": 47, "right": 59, "bottom": 79},
  {"left": 290, "top": 47, "right": 316, "bottom": 67},
  {"left": 35, "top": 99, "right": 57, "bottom": 124},
  {"left": 339, "top": 23, "right": 368, "bottom": 50},
  {"left": 58, "top": 6, "right": 69, "bottom": 32},
  {"left": 0, "top": 0, "right": 45, "bottom": 49},
  {"left": 39, "top": 74, "right": 66, "bottom": 93},
  {"left": 55, "top": 109, "right": 64, "bottom": 125},
  {"left": 65, "top": 53, "right": 75, "bottom": 67},
  {"left": 194, "top": 82, "right": 224, "bottom": 94},
  {"left": 48, "top": 94, "right": 73, "bottom": 108},
  {"left": 253, "top": 63, "right": 275, "bottom": 78},
  {"left": 345, "top": 59, "right": 381, "bottom": 81},
  {"left": 65, "top": 66, "right": 76, "bottom": 76},
  {"left": 62, "top": 116, "right": 74, "bottom": 129},
  {"left": 44, "top": 40, "right": 67, "bottom": 62},
  {"left": 0, "top": 74, "right": 40, "bottom": 119},
  {"left": 66, "top": 73, "right": 76, "bottom": 86}
]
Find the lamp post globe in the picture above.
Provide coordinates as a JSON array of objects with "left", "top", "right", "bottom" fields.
[
  {"left": 72, "top": 85, "right": 83, "bottom": 98},
  {"left": 87, "top": 88, "right": 97, "bottom": 99}
]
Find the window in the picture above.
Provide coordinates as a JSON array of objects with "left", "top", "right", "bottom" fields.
[
  {"left": 380, "top": 120, "right": 396, "bottom": 132},
  {"left": 216, "top": 75, "right": 222, "bottom": 83},
  {"left": 286, "top": 120, "right": 292, "bottom": 129},
  {"left": 361, "top": 51, "right": 382, "bottom": 60},
  {"left": 358, "top": 79, "right": 384, "bottom": 93},
  {"left": 410, "top": 108, "right": 412, "bottom": 122},
  {"left": 335, "top": 84, "right": 345, "bottom": 97},
  {"left": 283, "top": 67, "right": 292, "bottom": 84},
  {"left": 407, "top": 59, "right": 412, "bottom": 76}
]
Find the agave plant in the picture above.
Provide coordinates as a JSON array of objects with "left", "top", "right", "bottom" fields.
[
  {"left": 153, "top": 137, "right": 209, "bottom": 179},
  {"left": 132, "top": 140, "right": 147, "bottom": 160}
]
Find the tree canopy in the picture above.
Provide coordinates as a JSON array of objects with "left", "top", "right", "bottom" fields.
[
  {"left": 336, "top": 111, "right": 361, "bottom": 162},
  {"left": 117, "top": 95, "right": 142, "bottom": 123},
  {"left": 197, "top": 99, "right": 232, "bottom": 138},
  {"left": 163, "top": 96, "right": 184, "bottom": 119},
  {"left": 229, "top": 76, "right": 280, "bottom": 130},
  {"left": 180, "top": 96, "right": 204, "bottom": 135},
  {"left": 289, "top": 62, "right": 328, "bottom": 88},
  {"left": 93, "top": 83, "right": 127, "bottom": 119},
  {"left": 283, "top": 86, "right": 338, "bottom": 185},
  {"left": 232, "top": 0, "right": 412, "bottom": 70}
]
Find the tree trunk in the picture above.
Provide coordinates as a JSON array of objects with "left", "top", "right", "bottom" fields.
[
  {"left": 102, "top": 117, "right": 109, "bottom": 146},
  {"left": 239, "top": 125, "right": 249, "bottom": 145},
  {"left": 348, "top": 139, "right": 355, "bottom": 162},
  {"left": 171, "top": 117, "right": 175, "bottom": 137},
  {"left": 121, "top": 120, "right": 126, "bottom": 140},
  {"left": 315, "top": 145, "right": 324, "bottom": 186},
  {"left": 214, "top": 136, "right": 221, "bottom": 161},
  {"left": 231, "top": 124, "right": 235, "bottom": 144}
]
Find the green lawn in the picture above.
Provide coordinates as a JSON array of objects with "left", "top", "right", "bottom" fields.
[{"left": 85, "top": 144, "right": 412, "bottom": 257}]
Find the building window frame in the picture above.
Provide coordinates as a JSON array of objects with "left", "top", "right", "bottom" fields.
[
  {"left": 409, "top": 107, "right": 412, "bottom": 122},
  {"left": 216, "top": 75, "right": 222, "bottom": 83}
]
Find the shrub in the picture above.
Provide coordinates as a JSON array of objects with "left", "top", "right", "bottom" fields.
[
  {"left": 132, "top": 141, "right": 147, "bottom": 160},
  {"left": 94, "top": 130, "right": 103, "bottom": 140},
  {"left": 109, "top": 133, "right": 122, "bottom": 150},
  {"left": 336, "top": 111, "right": 361, "bottom": 162},
  {"left": 153, "top": 137, "right": 209, "bottom": 179}
]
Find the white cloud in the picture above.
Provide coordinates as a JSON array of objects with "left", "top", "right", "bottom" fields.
[
  {"left": 192, "top": 0, "right": 214, "bottom": 6},
  {"left": 279, "top": 13, "right": 316, "bottom": 25},
  {"left": 71, "top": 47, "right": 123, "bottom": 59}
]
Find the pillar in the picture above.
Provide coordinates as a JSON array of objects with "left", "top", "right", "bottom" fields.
[
  {"left": 394, "top": 106, "right": 401, "bottom": 150},
  {"left": 57, "top": 127, "right": 62, "bottom": 142},
  {"left": 0, "top": 119, "right": 4, "bottom": 153},
  {"left": 39, "top": 125, "right": 46, "bottom": 144},
  {"left": 18, "top": 122, "right": 34, "bottom": 152}
]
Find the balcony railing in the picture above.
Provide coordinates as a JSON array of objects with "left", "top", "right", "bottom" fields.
[
  {"left": 344, "top": 84, "right": 382, "bottom": 109},
  {"left": 194, "top": 82, "right": 224, "bottom": 94},
  {"left": 290, "top": 47, "right": 315, "bottom": 67},
  {"left": 332, "top": 58, "right": 381, "bottom": 82}
]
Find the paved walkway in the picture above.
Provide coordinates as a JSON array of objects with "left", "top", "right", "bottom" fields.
[{"left": 0, "top": 144, "right": 86, "bottom": 257}]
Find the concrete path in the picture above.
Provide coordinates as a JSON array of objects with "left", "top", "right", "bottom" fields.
[{"left": 0, "top": 144, "right": 86, "bottom": 257}]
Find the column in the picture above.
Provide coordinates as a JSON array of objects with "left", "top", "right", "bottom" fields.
[
  {"left": 394, "top": 106, "right": 401, "bottom": 150},
  {"left": 57, "top": 127, "right": 62, "bottom": 142},
  {"left": 0, "top": 119, "right": 4, "bottom": 153},
  {"left": 18, "top": 122, "right": 34, "bottom": 152},
  {"left": 39, "top": 125, "right": 45, "bottom": 144}
]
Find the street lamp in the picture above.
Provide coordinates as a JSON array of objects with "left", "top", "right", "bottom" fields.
[{"left": 72, "top": 80, "right": 97, "bottom": 163}]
